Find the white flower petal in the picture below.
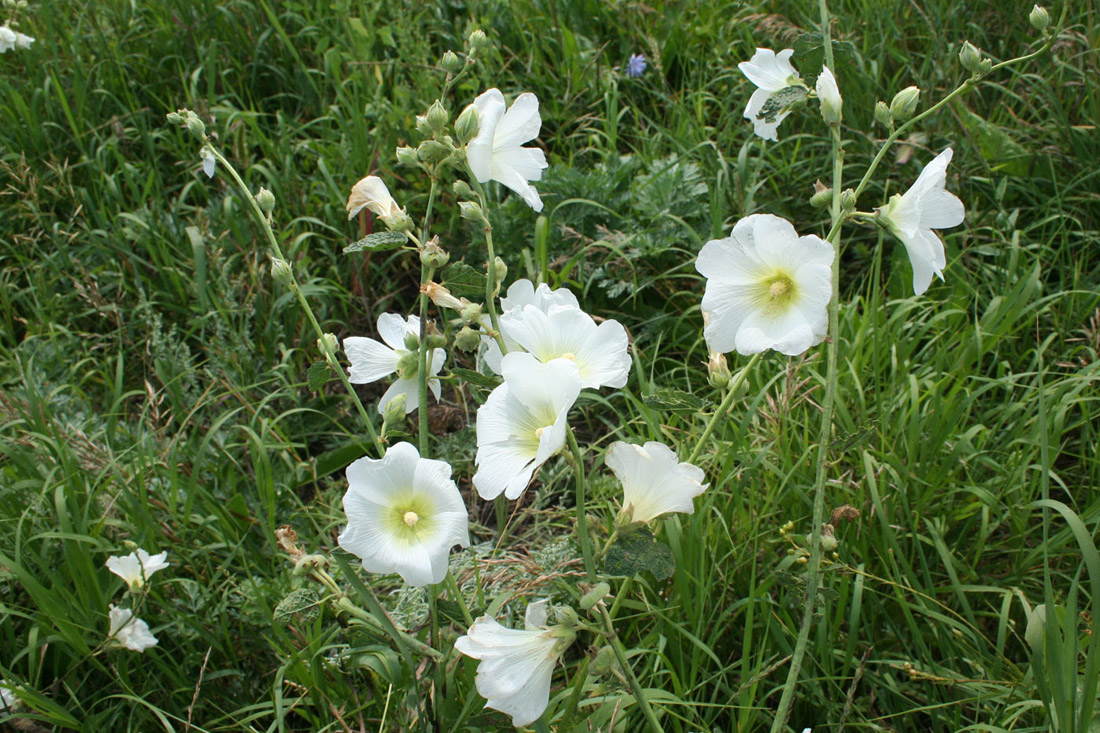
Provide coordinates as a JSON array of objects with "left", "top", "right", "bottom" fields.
[
  {"left": 108, "top": 605, "right": 158, "bottom": 652},
  {"left": 466, "top": 88, "right": 548, "bottom": 211},
  {"left": 377, "top": 312, "right": 414, "bottom": 350},
  {"left": 607, "top": 441, "right": 707, "bottom": 523},
  {"left": 343, "top": 336, "right": 398, "bottom": 384}
]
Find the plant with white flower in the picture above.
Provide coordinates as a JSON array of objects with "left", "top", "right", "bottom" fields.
[
  {"left": 498, "top": 304, "right": 631, "bottom": 390},
  {"left": 473, "top": 352, "right": 582, "bottom": 501},
  {"left": 345, "top": 175, "right": 413, "bottom": 232},
  {"left": 876, "top": 147, "right": 965, "bottom": 295},
  {"left": 343, "top": 313, "right": 445, "bottom": 416},
  {"left": 696, "top": 214, "right": 833, "bottom": 357},
  {"left": 105, "top": 549, "right": 170, "bottom": 591},
  {"left": 463, "top": 88, "right": 548, "bottom": 212},
  {"left": 0, "top": 25, "right": 33, "bottom": 53},
  {"left": 107, "top": 605, "right": 158, "bottom": 653},
  {"left": 482, "top": 278, "right": 580, "bottom": 372},
  {"left": 815, "top": 65, "right": 842, "bottom": 126},
  {"left": 739, "top": 48, "right": 803, "bottom": 141},
  {"left": 606, "top": 442, "right": 707, "bottom": 524},
  {"left": 454, "top": 599, "right": 576, "bottom": 727},
  {"left": 338, "top": 442, "right": 470, "bottom": 587}
]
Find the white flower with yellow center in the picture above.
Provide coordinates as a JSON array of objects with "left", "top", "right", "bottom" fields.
[
  {"left": 739, "top": 48, "right": 801, "bottom": 141},
  {"left": 483, "top": 279, "right": 580, "bottom": 373},
  {"left": 343, "top": 313, "right": 445, "bottom": 415},
  {"left": 606, "top": 441, "right": 707, "bottom": 524},
  {"left": 696, "top": 214, "right": 833, "bottom": 356},
  {"left": 499, "top": 304, "right": 630, "bottom": 389},
  {"left": 107, "top": 605, "right": 158, "bottom": 653},
  {"left": 465, "top": 88, "right": 549, "bottom": 212},
  {"left": 877, "top": 147, "right": 965, "bottom": 295},
  {"left": 454, "top": 599, "right": 575, "bottom": 727},
  {"left": 105, "top": 549, "right": 170, "bottom": 590},
  {"left": 473, "top": 353, "right": 581, "bottom": 501},
  {"left": 338, "top": 442, "right": 470, "bottom": 587}
]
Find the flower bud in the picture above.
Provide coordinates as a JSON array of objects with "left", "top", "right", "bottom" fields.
[
  {"left": 382, "top": 393, "right": 407, "bottom": 424},
  {"left": 458, "top": 200, "right": 484, "bottom": 221},
  {"left": 591, "top": 646, "right": 616, "bottom": 676},
  {"left": 455, "top": 103, "right": 480, "bottom": 144},
  {"left": 440, "top": 50, "right": 463, "bottom": 74},
  {"left": 493, "top": 257, "right": 507, "bottom": 284},
  {"left": 874, "top": 101, "right": 892, "bottom": 129},
  {"left": 403, "top": 332, "right": 420, "bottom": 353},
  {"left": 555, "top": 605, "right": 580, "bottom": 628},
  {"left": 889, "top": 86, "right": 921, "bottom": 122},
  {"left": 396, "top": 145, "right": 418, "bottom": 166},
  {"left": 959, "top": 41, "right": 982, "bottom": 73},
  {"left": 186, "top": 114, "right": 206, "bottom": 137},
  {"left": 420, "top": 239, "right": 450, "bottom": 269},
  {"left": 1029, "top": 4, "right": 1050, "bottom": 31},
  {"left": 424, "top": 323, "right": 446, "bottom": 350},
  {"left": 293, "top": 554, "right": 328, "bottom": 576},
  {"left": 840, "top": 188, "right": 857, "bottom": 213},
  {"left": 415, "top": 114, "right": 432, "bottom": 136},
  {"left": 271, "top": 257, "right": 293, "bottom": 286},
  {"left": 426, "top": 100, "right": 449, "bottom": 134},
  {"left": 417, "top": 139, "right": 452, "bottom": 164},
  {"left": 815, "top": 65, "right": 843, "bottom": 126},
  {"left": 810, "top": 181, "right": 833, "bottom": 209},
  {"left": 580, "top": 582, "right": 611, "bottom": 611},
  {"left": 454, "top": 326, "right": 482, "bottom": 352},
  {"left": 467, "top": 29, "right": 490, "bottom": 53},
  {"left": 317, "top": 333, "right": 338, "bottom": 356},
  {"left": 459, "top": 301, "right": 483, "bottom": 324},
  {"left": 977, "top": 59, "right": 993, "bottom": 77},
  {"left": 165, "top": 111, "right": 184, "bottom": 125},
  {"left": 452, "top": 179, "right": 474, "bottom": 198},
  {"left": 256, "top": 187, "right": 276, "bottom": 213},
  {"left": 707, "top": 351, "right": 731, "bottom": 389}
]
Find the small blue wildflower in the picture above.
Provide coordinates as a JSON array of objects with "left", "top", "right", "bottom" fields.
[{"left": 626, "top": 53, "right": 647, "bottom": 78}]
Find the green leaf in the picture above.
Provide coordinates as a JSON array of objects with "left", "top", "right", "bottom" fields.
[
  {"left": 758, "top": 86, "right": 808, "bottom": 124},
  {"left": 645, "top": 387, "right": 705, "bottom": 413},
  {"left": 344, "top": 230, "right": 408, "bottom": 254},
  {"left": 435, "top": 598, "right": 467, "bottom": 626},
  {"left": 440, "top": 261, "right": 487, "bottom": 297},
  {"left": 603, "top": 526, "right": 676, "bottom": 580},
  {"left": 274, "top": 588, "right": 322, "bottom": 625},
  {"left": 312, "top": 442, "right": 365, "bottom": 479},
  {"left": 793, "top": 32, "right": 858, "bottom": 74},
  {"left": 450, "top": 367, "right": 500, "bottom": 390},
  {"left": 307, "top": 361, "right": 332, "bottom": 390}
]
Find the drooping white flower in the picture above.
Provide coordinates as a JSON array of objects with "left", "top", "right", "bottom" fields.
[
  {"left": 499, "top": 305, "right": 630, "bottom": 389},
  {"left": 473, "top": 353, "right": 581, "bottom": 501},
  {"left": 483, "top": 279, "right": 581, "bottom": 373},
  {"left": 606, "top": 441, "right": 707, "bottom": 523},
  {"left": 454, "top": 599, "right": 575, "bottom": 727},
  {"left": 815, "top": 65, "right": 842, "bottom": 125},
  {"left": 696, "top": 214, "right": 833, "bottom": 356},
  {"left": 0, "top": 26, "right": 32, "bottom": 53},
  {"left": 338, "top": 442, "right": 470, "bottom": 587},
  {"left": 877, "top": 147, "right": 965, "bottom": 295},
  {"left": 200, "top": 147, "right": 216, "bottom": 178},
  {"left": 739, "top": 48, "right": 801, "bottom": 141},
  {"left": 465, "top": 88, "right": 548, "bottom": 212},
  {"left": 107, "top": 605, "right": 158, "bottom": 652},
  {"left": 345, "top": 175, "right": 407, "bottom": 229},
  {"left": 14, "top": 30, "right": 33, "bottom": 50},
  {"left": 105, "top": 549, "right": 170, "bottom": 590},
  {"left": 343, "top": 313, "right": 445, "bottom": 415}
]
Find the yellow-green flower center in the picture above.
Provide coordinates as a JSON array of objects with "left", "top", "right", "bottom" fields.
[
  {"left": 755, "top": 272, "right": 797, "bottom": 316},
  {"left": 403, "top": 511, "right": 419, "bottom": 527},
  {"left": 385, "top": 491, "right": 437, "bottom": 546}
]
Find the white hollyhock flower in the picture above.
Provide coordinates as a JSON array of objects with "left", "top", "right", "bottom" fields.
[
  {"left": 345, "top": 175, "right": 408, "bottom": 230},
  {"left": 816, "top": 65, "right": 842, "bottom": 125},
  {"left": 696, "top": 214, "right": 833, "bottom": 356},
  {"left": 338, "top": 442, "right": 470, "bottom": 587},
  {"left": 107, "top": 605, "right": 158, "bottom": 652},
  {"left": 14, "top": 30, "right": 33, "bottom": 50},
  {"left": 473, "top": 353, "right": 581, "bottom": 501},
  {"left": 606, "top": 441, "right": 707, "bottom": 523},
  {"left": 483, "top": 279, "right": 580, "bottom": 373},
  {"left": 343, "top": 313, "right": 445, "bottom": 415},
  {"left": 465, "top": 88, "right": 548, "bottom": 212},
  {"left": 454, "top": 599, "right": 575, "bottom": 727},
  {"left": 877, "top": 147, "right": 965, "bottom": 295},
  {"left": 105, "top": 549, "right": 170, "bottom": 590},
  {"left": 499, "top": 304, "right": 630, "bottom": 389},
  {"left": 739, "top": 48, "right": 801, "bottom": 141}
]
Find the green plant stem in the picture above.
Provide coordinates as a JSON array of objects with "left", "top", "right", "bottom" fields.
[
  {"left": 771, "top": 5, "right": 843, "bottom": 725},
  {"left": 465, "top": 173, "right": 508, "bottom": 352},
  {"left": 443, "top": 570, "right": 474, "bottom": 626},
  {"left": 207, "top": 146, "right": 384, "bottom": 456},
  {"left": 686, "top": 352, "right": 762, "bottom": 465},
  {"left": 417, "top": 262, "right": 437, "bottom": 454},
  {"left": 566, "top": 426, "right": 597, "bottom": 581},
  {"left": 598, "top": 604, "right": 664, "bottom": 733}
]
